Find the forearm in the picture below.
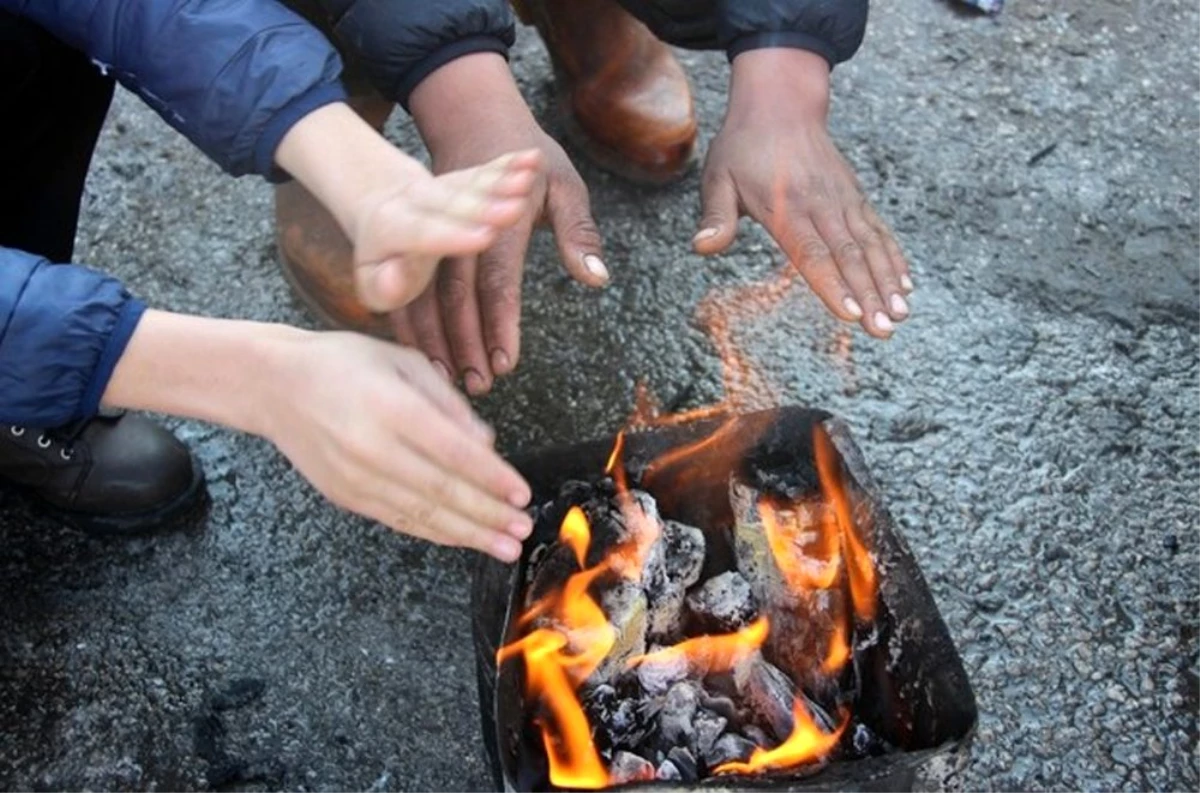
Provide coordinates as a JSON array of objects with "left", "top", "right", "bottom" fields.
[
  {"left": 273, "top": 102, "right": 426, "bottom": 238},
  {"left": 101, "top": 310, "right": 304, "bottom": 438},
  {"left": 408, "top": 52, "right": 538, "bottom": 150}
]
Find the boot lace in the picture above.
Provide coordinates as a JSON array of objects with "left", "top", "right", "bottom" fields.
[{"left": 9, "top": 417, "right": 92, "bottom": 460}]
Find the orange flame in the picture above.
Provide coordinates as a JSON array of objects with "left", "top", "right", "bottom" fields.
[
  {"left": 758, "top": 499, "right": 842, "bottom": 592},
  {"left": 821, "top": 616, "right": 851, "bottom": 675},
  {"left": 714, "top": 699, "right": 848, "bottom": 776},
  {"left": 813, "top": 425, "right": 877, "bottom": 622},
  {"left": 627, "top": 617, "right": 769, "bottom": 674},
  {"left": 497, "top": 508, "right": 618, "bottom": 790}
]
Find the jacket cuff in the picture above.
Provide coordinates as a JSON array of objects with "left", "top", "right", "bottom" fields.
[
  {"left": 78, "top": 297, "right": 147, "bottom": 420},
  {"left": 394, "top": 35, "right": 511, "bottom": 111},
  {"left": 726, "top": 31, "right": 838, "bottom": 69},
  {"left": 253, "top": 81, "right": 349, "bottom": 182}
]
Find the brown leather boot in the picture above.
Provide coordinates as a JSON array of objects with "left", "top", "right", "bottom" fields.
[
  {"left": 514, "top": 0, "right": 698, "bottom": 185},
  {"left": 274, "top": 94, "right": 394, "bottom": 338}
]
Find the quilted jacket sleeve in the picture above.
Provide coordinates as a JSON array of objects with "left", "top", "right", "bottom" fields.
[
  {"left": 718, "top": 0, "right": 870, "bottom": 66},
  {"left": 299, "top": 0, "right": 516, "bottom": 108},
  {"left": 0, "top": 0, "right": 349, "bottom": 177},
  {"left": 0, "top": 247, "right": 145, "bottom": 427}
]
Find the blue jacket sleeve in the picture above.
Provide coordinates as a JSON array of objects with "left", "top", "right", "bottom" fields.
[
  {"left": 314, "top": 0, "right": 515, "bottom": 108},
  {"left": 0, "top": 0, "right": 349, "bottom": 178},
  {"left": 0, "top": 248, "right": 145, "bottom": 428}
]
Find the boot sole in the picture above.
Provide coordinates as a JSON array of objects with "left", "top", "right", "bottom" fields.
[{"left": 6, "top": 454, "right": 209, "bottom": 538}]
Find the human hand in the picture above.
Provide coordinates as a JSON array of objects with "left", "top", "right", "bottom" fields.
[
  {"left": 401, "top": 53, "right": 607, "bottom": 395},
  {"left": 261, "top": 331, "right": 534, "bottom": 562},
  {"left": 273, "top": 102, "right": 544, "bottom": 317},
  {"left": 694, "top": 49, "right": 912, "bottom": 339}
]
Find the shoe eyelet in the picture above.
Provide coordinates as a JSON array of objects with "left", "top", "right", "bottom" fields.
[
  {"left": 60, "top": 447, "right": 74, "bottom": 461},
  {"left": 36, "top": 434, "right": 52, "bottom": 449},
  {"left": 10, "top": 426, "right": 25, "bottom": 437}
]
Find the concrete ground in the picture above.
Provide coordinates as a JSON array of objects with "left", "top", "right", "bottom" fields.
[{"left": 1, "top": 0, "right": 1197, "bottom": 790}]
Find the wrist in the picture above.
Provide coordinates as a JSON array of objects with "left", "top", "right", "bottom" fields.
[
  {"left": 102, "top": 310, "right": 313, "bottom": 440},
  {"left": 728, "top": 47, "right": 832, "bottom": 121},
  {"left": 409, "top": 52, "right": 538, "bottom": 155},
  {"left": 274, "top": 102, "right": 427, "bottom": 237}
]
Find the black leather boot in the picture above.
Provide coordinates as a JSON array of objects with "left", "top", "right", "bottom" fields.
[{"left": 0, "top": 410, "right": 206, "bottom": 536}]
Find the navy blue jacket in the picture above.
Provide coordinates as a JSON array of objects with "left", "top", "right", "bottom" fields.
[{"left": 0, "top": 0, "right": 349, "bottom": 427}]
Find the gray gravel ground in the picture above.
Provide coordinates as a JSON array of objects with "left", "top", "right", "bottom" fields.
[{"left": 2, "top": 0, "right": 1197, "bottom": 790}]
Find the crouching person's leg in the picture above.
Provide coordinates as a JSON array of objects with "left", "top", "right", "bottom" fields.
[
  {"left": 513, "top": 0, "right": 697, "bottom": 185},
  {"left": 0, "top": 13, "right": 205, "bottom": 536}
]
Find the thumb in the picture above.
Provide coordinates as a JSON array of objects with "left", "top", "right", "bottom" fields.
[
  {"left": 546, "top": 176, "right": 608, "bottom": 287},
  {"left": 694, "top": 170, "right": 739, "bottom": 255},
  {"left": 355, "top": 257, "right": 436, "bottom": 312}
]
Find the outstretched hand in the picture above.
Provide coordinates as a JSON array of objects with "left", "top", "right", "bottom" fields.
[
  {"left": 694, "top": 49, "right": 912, "bottom": 339},
  {"left": 398, "top": 53, "right": 607, "bottom": 395}
]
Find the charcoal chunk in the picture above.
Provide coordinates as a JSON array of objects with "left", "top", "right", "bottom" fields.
[
  {"left": 589, "top": 580, "right": 648, "bottom": 684},
  {"left": 634, "top": 648, "right": 688, "bottom": 695},
  {"left": 706, "top": 733, "right": 758, "bottom": 768},
  {"left": 658, "top": 681, "right": 700, "bottom": 746},
  {"left": 643, "top": 520, "right": 706, "bottom": 642},
  {"left": 667, "top": 747, "right": 699, "bottom": 783},
  {"left": 685, "top": 571, "right": 757, "bottom": 635},
  {"left": 609, "top": 751, "right": 655, "bottom": 785},
  {"left": 698, "top": 692, "right": 740, "bottom": 724},
  {"left": 693, "top": 709, "right": 727, "bottom": 758},
  {"left": 734, "top": 652, "right": 797, "bottom": 742},
  {"left": 655, "top": 759, "right": 682, "bottom": 781},
  {"left": 743, "top": 724, "right": 771, "bottom": 748}
]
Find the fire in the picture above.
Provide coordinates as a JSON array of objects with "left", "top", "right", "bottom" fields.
[
  {"left": 758, "top": 499, "right": 841, "bottom": 592},
  {"left": 627, "top": 617, "right": 769, "bottom": 674},
  {"left": 497, "top": 509, "right": 618, "bottom": 790},
  {"left": 813, "top": 425, "right": 878, "bottom": 622},
  {"left": 714, "top": 699, "right": 849, "bottom": 776}
]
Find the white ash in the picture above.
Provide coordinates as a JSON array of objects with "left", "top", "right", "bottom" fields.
[
  {"left": 685, "top": 570, "right": 758, "bottom": 634},
  {"left": 693, "top": 708, "right": 727, "bottom": 759},
  {"left": 658, "top": 681, "right": 700, "bottom": 745},
  {"left": 708, "top": 732, "right": 759, "bottom": 768}
]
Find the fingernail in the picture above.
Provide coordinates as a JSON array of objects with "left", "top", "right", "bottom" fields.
[
  {"left": 432, "top": 360, "right": 452, "bottom": 382},
  {"left": 694, "top": 227, "right": 719, "bottom": 243},
  {"left": 890, "top": 294, "right": 909, "bottom": 317},
  {"left": 874, "top": 312, "right": 894, "bottom": 333},
  {"left": 464, "top": 369, "right": 487, "bottom": 395},
  {"left": 843, "top": 297, "right": 864, "bottom": 320},
  {"left": 494, "top": 536, "right": 522, "bottom": 563},
  {"left": 490, "top": 348, "right": 512, "bottom": 375},
  {"left": 900, "top": 274, "right": 914, "bottom": 292},
  {"left": 583, "top": 254, "right": 609, "bottom": 281},
  {"left": 508, "top": 519, "right": 533, "bottom": 540}
]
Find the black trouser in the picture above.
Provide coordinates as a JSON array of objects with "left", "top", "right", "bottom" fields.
[{"left": 0, "top": 12, "right": 115, "bottom": 263}]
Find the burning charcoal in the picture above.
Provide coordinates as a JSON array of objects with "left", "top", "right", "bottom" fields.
[
  {"left": 609, "top": 751, "right": 656, "bottom": 785},
  {"left": 643, "top": 520, "right": 706, "bottom": 643},
  {"left": 634, "top": 647, "right": 688, "bottom": 695},
  {"left": 667, "top": 747, "right": 699, "bottom": 783},
  {"left": 589, "top": 580, "right": 649, "bottom": 684},
  {"left": 743, "top": 724, "right": 771, "bottom": 748},
  {"left": 692, "top": 709, "right": 727, "bottom": 759},
  {"left": 730, "top": 479, "right": 848, "bottom": 691},
  {"left": 733, "top": 652, "right": 798, "bottom": 742},
  {"left": 698, "top": 692, "right": 741, "bottom": 724},
  {"left": 658, "top": 682, "right": 700, "bottom": 746},
  {"left": 685, "top": 571, "right": 758, "bottom": 635},
  {"left": 655, "top": 759, "right": 682, "bottom": 781},
  {"left": 706, "top": 733, "right": 758, "bottom": 768}
]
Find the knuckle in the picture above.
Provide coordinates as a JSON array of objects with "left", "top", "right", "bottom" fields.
[
  {"left": 796, "top": 236, "right": 833, "bottom": 265},
  {"left": 437, "top": 274, "right": 473, "bottom": 311},
  {"left": 833, "top": 239, "right": 866, "bottom": 266},
  {"left": 478, "top": 268, "right": 521, "bottom": 307}
]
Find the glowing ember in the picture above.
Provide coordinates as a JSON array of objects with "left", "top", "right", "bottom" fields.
[
  {"left": 627, "top": 616, "right": 769, "bottom": 675},
  {"left": 714, "top": 699, "right": 849, "bottom": 776}
]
